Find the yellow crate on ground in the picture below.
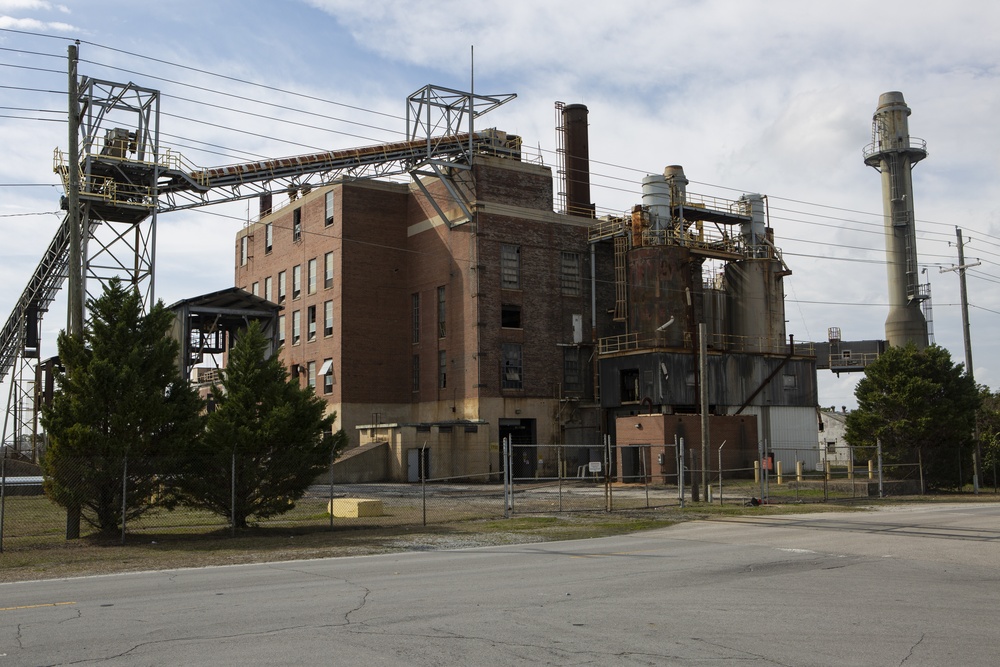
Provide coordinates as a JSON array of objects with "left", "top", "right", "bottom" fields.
[{"left": 327, "top": 498, "right": 384, "bottom": 518}]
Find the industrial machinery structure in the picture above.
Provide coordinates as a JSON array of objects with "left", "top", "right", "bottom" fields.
[{"left": 0, "top": 44, "right": 517, "bottom": 460}]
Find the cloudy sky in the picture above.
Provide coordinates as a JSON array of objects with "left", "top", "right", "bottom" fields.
[{"left": 1, "top": 0, "right": 999, "bottom": 412}]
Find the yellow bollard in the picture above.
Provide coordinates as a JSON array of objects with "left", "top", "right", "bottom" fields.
[
  {"left": 754, "top": 460, "right": 760, "bottom": 483},
  {"left": 796, "top": 460, "right": 803, "bottom": 482},
  {"left": 847, "top": 457, "right": 854, "bottom": 480},
  {"left": 868, "top": 459, "right": 874, "bottom": 480},
  {"left": 776, "top": 460, "right": 783, "bottom": 485},
  {"left": 825, "top": 460, "right": 831, "bottom": 481}
]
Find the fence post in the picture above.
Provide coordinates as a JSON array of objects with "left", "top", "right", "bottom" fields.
[
  {"left": 642, "top": 445, "right": 649, "bottom": 508},
  {"left": 558, "top": 445, "right": 563, "bottom": 512},
  {"left": 503, "top": 436, "right": 511, "bottom": 518},
  {"left": 1, "top": 455, "right": 6, "bottom": 553},
  {"left": 328, "top": 447, "right": 335, "bottom": 532},
  {"left": 604, "top": 434, "right": 611, "bottom": 512},
  {"left": 718, "top": 441, "right": 725, "bottom": 506},
  {"left": 678, "top": 436, "right": 685, "bottom": 508},
  {"left": 231, "top": 452, "right": 236, "bottom": 537},
  {"left": 877, "top": 438, "right": 884, "bottom": 498},
  {"left": 421, "top": 442, "right": 427, "bottom": 526},
  {"left": 120, "top": 455, "right": 127, "bottom": 546}
]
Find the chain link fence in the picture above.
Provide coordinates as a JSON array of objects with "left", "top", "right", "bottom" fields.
[
  {"left": 5, "top": 439, "right": 977, "bottom": 553},
  {"left": 0, "top": 452, "right": 507, "bottom": 552}
]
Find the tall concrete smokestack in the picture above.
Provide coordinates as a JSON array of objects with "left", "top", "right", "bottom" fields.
[
  {"left": 562, "top": 104, "right": 594, "bottom": 218},
  {"left": 863, "top": 91, "right": 929, "bottom": 349}
]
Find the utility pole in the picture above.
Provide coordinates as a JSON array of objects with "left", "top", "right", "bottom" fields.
[
  {"left": 67, "top": 42, "right": 83, "bottom": 339},
  {"left": 941, "top": 227, "right": 982, "bottom": 493},
  {"left": 65, "top": 43, "right": 82, "bottom": 539}
]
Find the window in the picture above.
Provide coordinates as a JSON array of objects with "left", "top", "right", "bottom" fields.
[
  {"left": 307, "top": 361, "right": 316, "bottom": 389},
  {"left": 324, "top": 300, "right": 333, "bottom": 337},
  {"left": 277, "top": 314, "right": 286, "bottom": 346},
  {"left": 325, "top": 190, "right": 334, "bottom": 227},
  {"left": 412, "top": 354, "right": 420, "bottom": 392},
  {"left": 292, "top": 208, "right": 302, "bottom": 242},
  {"left": 621, "top": 368, "right": 640, "bottom": 402},
  {"left": 411, "top": 293, "right": 420, "bottom": 344},
  {"left": 292, "top": 264, "right": 301, "bottom": 299},
  {"left": 826, "top": 440, "right": 837, "bottom": 454},
  {"left": 502, "top": 343, "right": 523, "bottom": 389},
  {"left": 307, "top": 258, "right": 317, "bottom": 295},
  {"left": 307, "top": 305, "right": 317, "bottom": 341},
  {"left": 438, "top": 350, "right": 447, "bottom": 389},
  {"left": 292, "top": 310, "right": 301, "bottom": 345},
  {"left": 501, "top": 304, "right": 521, "bottom": 328},
  {"left": 251, "top": 281, "right": 259, "bottom": 297},
  {"left": 561, "top": 251, "right": 581, "bottom": 296},
  {"left": 264, "top": 276, "right": 272, "bottom": 302},
  {"left": 563, "top": 347, "right": 582, "bottom": 391},
  {"left": 278, "top": 270, "right": 286, "bottom": 304},
  {"left": 324, "top": 251, "right": 333, "bottom": 289},
  {"left": 321, "top": 358, "right": 333, "bottom": 394},
  {"left": 437, "top": 286, "right": 446, "bottom": 338},
  {"left": 783, "top": 373, "right": 797, "bottom": 389},
  {"left": 265, "top": 223, "right": 273, "bottom": 254},
  {"left": 501, "top": 244, "right": 521, "bottom": 289},
  {"left": 239, "top": 236, "right": 248, "bottom": 266}
]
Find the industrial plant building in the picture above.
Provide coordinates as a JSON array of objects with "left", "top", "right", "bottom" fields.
[{"left": 234, "top": 104, "right": 819, "bottom": 482}]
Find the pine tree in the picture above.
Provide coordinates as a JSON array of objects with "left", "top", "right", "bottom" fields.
[
  {"left": 177, "top": 320, "right": 345, "bottom": 528},
  {"left": 40, "top": 279, "right": 203, "bottom": 535}
]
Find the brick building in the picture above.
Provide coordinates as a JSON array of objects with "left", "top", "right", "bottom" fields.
[{"left": 235, "top": 149, "right": 607, "bottom": 481}]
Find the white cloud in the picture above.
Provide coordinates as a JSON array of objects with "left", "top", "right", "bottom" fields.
[{"left": 0, "top": 15, "right": 75, "bottom": 30}]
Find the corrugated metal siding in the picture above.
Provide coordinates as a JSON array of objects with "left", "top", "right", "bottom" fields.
[{"left": 739, "top": 405, "right": 820, "bottom": 470}]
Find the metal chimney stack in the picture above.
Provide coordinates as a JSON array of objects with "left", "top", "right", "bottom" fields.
[
  {"left": 863, "top": 91, "right": 929, "bottom": 349},
  {"left": 562, "top": 104, "right": 594, "bottom": 218}
]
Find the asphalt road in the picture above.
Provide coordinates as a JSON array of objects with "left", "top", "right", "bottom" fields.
[{"left": 2, "top": 503, "right": 998, "bottom": 666}]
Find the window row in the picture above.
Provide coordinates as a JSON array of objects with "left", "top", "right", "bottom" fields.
[
  {"left": 276, "top": 301, "right": 334, "bottom": 346},
  {"left": 499, "top": 245, "right": 583, "bottom": 297},
  {"left": 253, "top": 252, "right": 334, "bottom": 305},
  {"left": 407, "top": 345, "right": 583, "bottom": 393},
  {"left": 258, "top": 190, "right": 335, "bottom": 255},
  {"left": 295, "top": 358, "right": 334, "bottom": 395}
]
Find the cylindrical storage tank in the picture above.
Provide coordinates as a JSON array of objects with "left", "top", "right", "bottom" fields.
[
  {"left": 642, "top": 174, "right": 671, "bottom": 230},
  {"left": 740, "top": 193, "right": 766, "bottom": 253},
  {"left": 725, "top": 259, "right": 787, "bottom": 354},
  {"left": 627, "top": 245, "right": 693, "bottom": 348},
  {"left": 663, "top": 165, "right": 688, "bottom": 206},
  {"left": 562, "top": 104, "right": 594, "bottom": 217}
]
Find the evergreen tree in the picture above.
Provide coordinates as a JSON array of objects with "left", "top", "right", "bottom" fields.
[
  {"left": 845, "top": 343, "right": 980, "bottom": 490},
  {"left": 41, "top": 279, "right": 203, "bottom": 535},
  {"left": 177, "top": 320, "right": 345, "bottom": 528},
  {"left": 977, "top": 387, "right": 1000, "bottom": 489}
]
